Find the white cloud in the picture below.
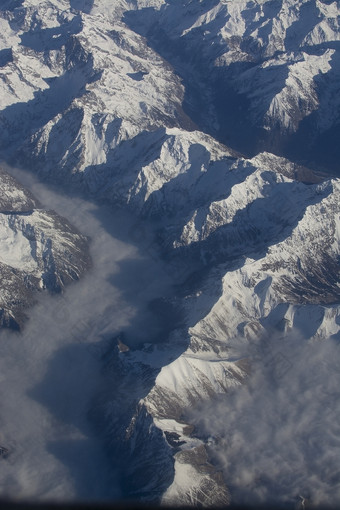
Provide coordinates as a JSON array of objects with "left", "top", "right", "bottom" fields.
[
  {"left": 0, "top": 165, "right": 176, "bottom": 501},
  {"left": 191, "top": 333, "right": 340, "bottom": 507}
]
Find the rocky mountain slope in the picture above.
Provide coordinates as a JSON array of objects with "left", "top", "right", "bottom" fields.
[
  {"left": 0, "top": 0, "right": 339, "bottom": 506},
  {"left": 0, "top": 166, "right": 90, "bottom": 329},
  {"left": 1, "top": 0, "right": 339, "bottom": 176},
  {"left": 104, "top": 155, "right": 340, "bottom": 505},
  {"left": 125, "top": 0, "right": 340, "bottom": 173}
]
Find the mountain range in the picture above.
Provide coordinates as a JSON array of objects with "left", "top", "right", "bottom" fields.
[{"left": 0, "top": 0, "right": 339, "bottom": 506}]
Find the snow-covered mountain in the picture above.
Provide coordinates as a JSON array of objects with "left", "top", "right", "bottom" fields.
[
  {"left": 104, "top": 156, "right": 340, "bottom": 505},
  {"left": 1, "top": 0, "right": 339, "bottom": 176},
  {"left": 0, "top": 0, "right": 340, "bottom": 506},
  {"left": 0, "top": 165, "right": 90, "bottom": 329},
  {"left": 0, "top": 0, "right": 193, "bottom": 185},
  {"left": 125, "top": 0, "right": 340, "bottom": 173}
]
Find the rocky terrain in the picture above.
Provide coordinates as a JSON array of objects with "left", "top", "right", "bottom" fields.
[
  {"left": 0, "top": 0, "right": 339, "bottom": 506},
  {"left": 0, "top": 166, "right": 90, "bottom": 329}
]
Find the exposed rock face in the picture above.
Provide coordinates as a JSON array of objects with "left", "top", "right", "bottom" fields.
[
  {"left": 0, "top": 166, "right": 91, "bottom": 329},
  {"left": 124, "top": 0, "right": 340, "bottom": 173},
  {"left": 0, "top": 0, "right": 340, "bottom": 506}
]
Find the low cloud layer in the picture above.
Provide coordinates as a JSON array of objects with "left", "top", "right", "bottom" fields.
[
  {"left": 0, "top": 166, "right": 176, "bottom": 501},
  {"left": 1, "top": 166, "right": 339, "bottom": 506},
  {"left": 192, "top": 333, "right": 340, "bottom": 507}
]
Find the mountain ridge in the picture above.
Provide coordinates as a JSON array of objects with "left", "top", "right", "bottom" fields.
[{"left": 0, "top": 0, "right": 339, "bottom": 506}]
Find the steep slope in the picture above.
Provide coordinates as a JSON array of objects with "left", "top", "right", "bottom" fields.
[
  {"left": 125, "top": 0, "right": 340, "bottom": 173},
  {"left": 0, "top": 0, "right": 340, "bottom": 507},
  {"left": 2, "top": 0, "right": 338, "bottom": 179},
  {"left": 0, "top": 166, "right": 90, "bottom": 329},
  {"left": 0, "top": 0, "right": 192, "bottom": 184},
  {"left": 97, "top": 152, "right": 340, "bottom": 505}
]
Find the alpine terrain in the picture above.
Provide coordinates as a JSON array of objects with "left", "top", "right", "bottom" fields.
[
  {"left": 0, "top": 0, "right": 339, "bottom": 507},
  {"left": 0, "top": 165, "right": 90, "bottom": 329}
]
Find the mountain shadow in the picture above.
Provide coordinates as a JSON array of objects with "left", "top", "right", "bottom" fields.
[
  {"left": 20, "top": 15, "right": 83, "bottom": 52},
  {"left": 0, "top": 47, "right": 99, "bottom": 159},
  {"left": 70, "top": 0, "right": 94, "bottom": 14},
  {"left": 124, "top": 2, "right": 340, "bottom": 176}
]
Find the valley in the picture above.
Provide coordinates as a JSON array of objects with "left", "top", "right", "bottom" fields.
[{"left": 0, "top": 0, "right": 339, "bottom": 506}]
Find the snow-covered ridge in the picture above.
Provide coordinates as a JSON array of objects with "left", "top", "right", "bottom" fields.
[
  {"left": 0, "top": 165, "right": 90, "bottom": 329},
  {"left": 1, "top": 0, "right": 340, "bottom": 506},
  {"left": 102, "top": 162, "right": 340, "bottom": 504},
  {"left": 0, "top": 0, "right": 192, "bottom": 179},
  {"left": 124, "top": 0, "right": 340, "bottom": 172},
  {"left": 127, "top": 171, "right": 340, "bottom": 506},
  {"left": 99, "top": 138, "right": 340, "bottom": 503}
]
